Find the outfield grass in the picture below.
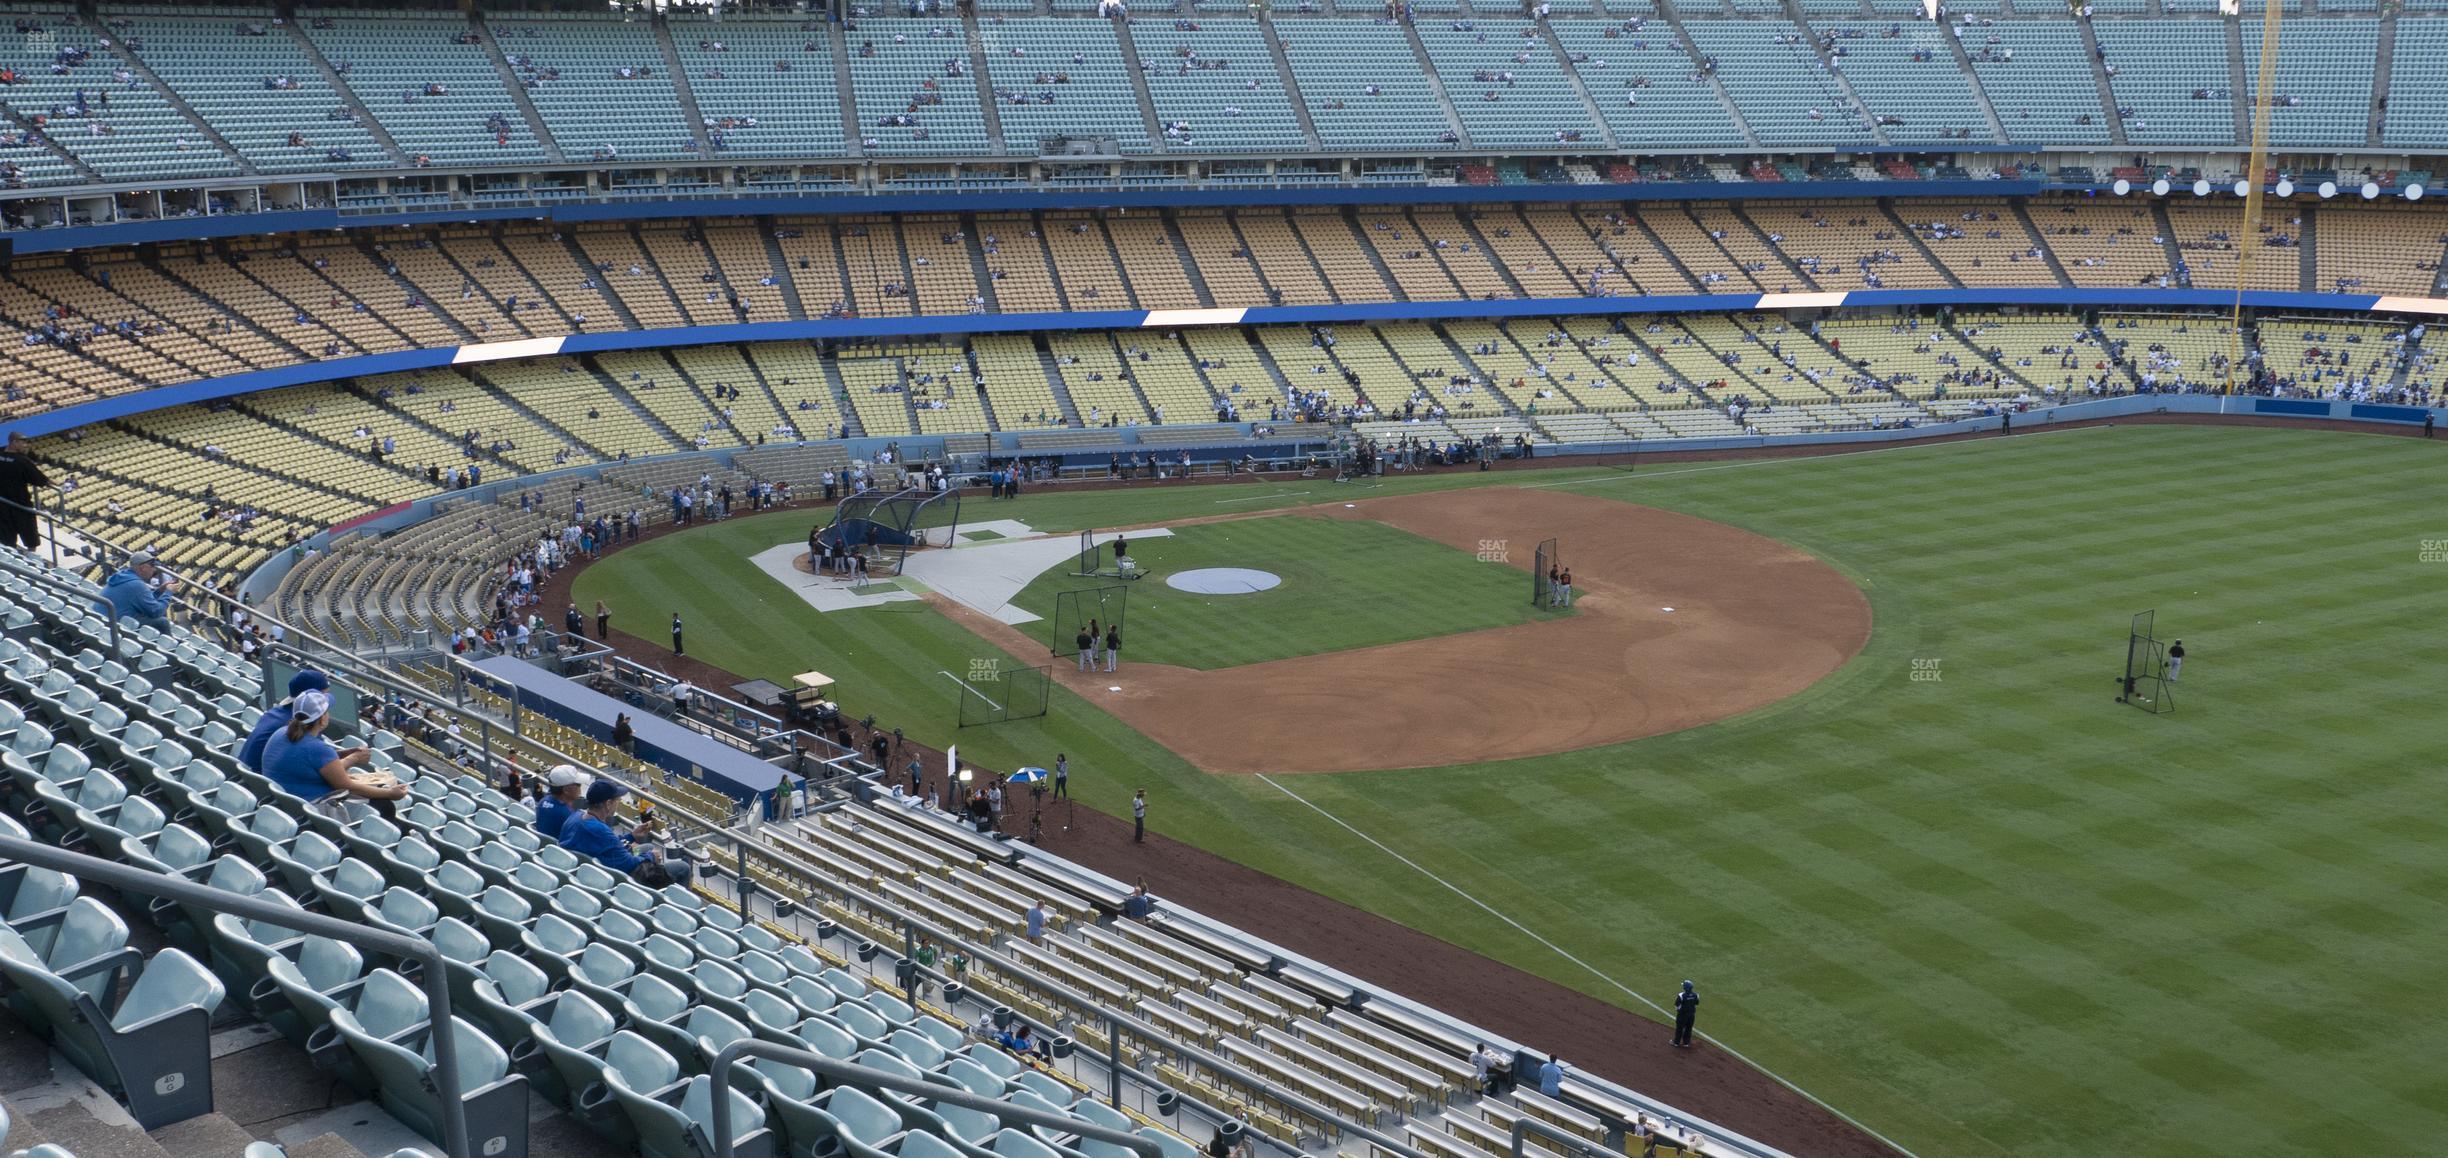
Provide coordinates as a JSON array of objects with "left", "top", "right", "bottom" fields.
[
  {"left": 579, "top": 426, "right": 2448, "bottom": 1158},
  {"left": 1004, "top": 515, "right": 1556, "bottom": 669}
]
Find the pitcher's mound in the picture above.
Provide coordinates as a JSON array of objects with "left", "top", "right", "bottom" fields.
[{"left": 1166, "top": 568, "right": 1283, "bottom": 594}]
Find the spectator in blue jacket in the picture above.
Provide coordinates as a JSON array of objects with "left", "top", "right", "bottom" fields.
[
  {"left": 95, "top": 550, "right": 177, "bottom": 630},
  {"left": 559, "top": 779, "right": 691, "bottom": 885},
  {"left": 240, "top": 669, "right": 330, "bottom": 774},
  {"left": 260, "top": 690, "right": 409, "bottom": 811},
  {"left": 533, "top": 764, "right": 590, "bottom": 839}
]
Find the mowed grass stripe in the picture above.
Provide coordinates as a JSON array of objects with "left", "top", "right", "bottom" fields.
[
  {"left": 584, "top": 426, "right": 2448, "bottom": 1158},
  {"left": 1005, "top": 515, "right": 1548, "bottom": 670}
]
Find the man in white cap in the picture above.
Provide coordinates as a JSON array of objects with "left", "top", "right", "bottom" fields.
[
  {"left": 96, "top": 550, "right": 178, "bottom": 630},
  {"left": 534, "top": 764, "right": 591, "bottom": 840}
]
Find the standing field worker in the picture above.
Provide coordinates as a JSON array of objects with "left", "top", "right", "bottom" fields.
[
  {"left": 2166, "top": 639, "right": 2185, "bottom": 682},
  {"left": 1103, "top": 623, "right": 1122, "bottom": 673},
  {"left": 1132, "top": 788, "right": 1147, "bottom": 843},
  {"left": 1671, "top": 980, "right": 1700, "bottom": 1048},
  {"left": 595, "top": 600, "right": 611, "bottom": 640},
  {"left": 0, "top": 431, "right": 50, "bottom": 550},
  {"left": 1556, "top": 567, "right": 1573, "bottom": 608},
  {"left": 670, "top": 611, "right": 684, "bottom": 656},
  {"left": 1075, "top": 624, "right": 1095, "bottom": 671},
  {"left": 1053, "top": 754, "right": 1069, "bottom": 799}
]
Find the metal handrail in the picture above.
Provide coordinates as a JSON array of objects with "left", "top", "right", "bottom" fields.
[
  {"left": 706, "top": 1039, "right": 1167, "bottom": 1158},
  {"left": 0, "top": 834, "right": 473, "bottom": 1158},
  {"left": 709, "top": 825, "right": 1430, "bottom": 1158}
]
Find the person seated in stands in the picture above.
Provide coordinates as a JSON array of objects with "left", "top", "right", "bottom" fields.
[
  {"left": 240, "top": 669, "right": 331, "bottom": 774},
  {"left": 263, "top": 690, "right": 409, "bottom": 813},
  {"left": 94, "top": 549, "right": 177, "bottom": 630},
  {"left": 534, "top": 764, "right": 591, "bottom": 839},
  {"left": 1002, "top": 1022, "right": 1052, "bottom": 1062},
  {"left": 560, "top": 779, "right": 692, "bottom": 886}
]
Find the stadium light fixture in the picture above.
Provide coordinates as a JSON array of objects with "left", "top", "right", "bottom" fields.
[
  {"left": 2362, "top": 181, "right": 2381, "bottom": 200},
  {"left": 2318, "top": 180, "right": 2338, "bottom": 198},
  {"left": 2274, "top": 176, "right": 2294, "bottom": 198},
  {"left": 2233, "top": 179, "right": 2251, "bottom": 197},
  {"left": 2152, "top": 178, "right": 2171, "bottom": 196},
  {"left": 2112, "top": 178, "right": 2132, "bottom": 196},
  {"left": 2192, "top": 178, "right": 2212, "bottom": 197},
  {"left": 2407, "top": 184, "right": 2426, "bottom": 202}
]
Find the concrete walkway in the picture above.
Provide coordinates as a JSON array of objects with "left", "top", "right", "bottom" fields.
[{"left": 904, "top": 528, "right": 1172, "bottom": 625}]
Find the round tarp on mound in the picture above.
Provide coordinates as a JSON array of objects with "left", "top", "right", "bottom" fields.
[{"left": 1166, "top": 568, "right": 1282, "bottom": 595}]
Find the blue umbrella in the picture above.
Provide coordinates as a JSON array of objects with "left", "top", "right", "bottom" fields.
[{"left": 1008, "top": 767, "right": 1049, "bottom": 784}]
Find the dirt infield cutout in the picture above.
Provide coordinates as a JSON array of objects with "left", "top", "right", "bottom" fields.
[{"left": 935, "top": 486, "right": 1872, "bottom": 774}]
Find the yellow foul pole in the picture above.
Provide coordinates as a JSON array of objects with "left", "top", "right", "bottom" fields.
[{"left": 2222, "top": 0, "right": 2285, "bottom": 394}]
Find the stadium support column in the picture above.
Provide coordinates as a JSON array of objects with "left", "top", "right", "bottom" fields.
[{"left": 1104, "top": 1014, "right": 1122, "bottom": 1109}]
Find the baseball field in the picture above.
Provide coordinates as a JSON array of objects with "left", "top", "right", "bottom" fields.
[{"left": 575, "top": 423, "right": 2448, "bottom": 1158}]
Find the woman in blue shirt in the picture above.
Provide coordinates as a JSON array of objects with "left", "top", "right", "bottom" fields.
[{"left": 261, "top": 690, "right": 409, "bottom": 808}]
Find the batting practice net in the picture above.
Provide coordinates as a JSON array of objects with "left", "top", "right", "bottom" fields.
[
  {"left": 820, "top": 485, "right": 961, "bottom": 575},
  {"left": 1074, "top": 530, "right": 1101, "bottom": 577},
  {"left": 1532, "top": 537, "right": 1561, "bottom": 607},
  {"left": 1051, "top": 585, "right": 1130, "bottom": 657},
  {"left": 944, "top": 662, "right": 1052, "bottom": 727},
  {"left": 1072, "top": 529, "right": 1145, "bottom": 579},
  {"left": 2118, "top": 609, "right": 2175, "bottom": 714}
]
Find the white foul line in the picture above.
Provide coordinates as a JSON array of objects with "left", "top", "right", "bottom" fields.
[{"left": 1257, "top": 773, "right": 1924, "bottom": 1158}]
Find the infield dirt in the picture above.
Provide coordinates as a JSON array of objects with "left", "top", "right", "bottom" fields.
[{"left": 934, "top": 486, "right": 1873, "bottom": 774}]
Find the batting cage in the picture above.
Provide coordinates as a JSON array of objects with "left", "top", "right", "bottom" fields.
[
  {"left": 1532, "top": 537, "right": 1561, "bottom": 607},
  {"left": 819, "top": 484, "right": 961, "bottom": 575},
  {"left": 943, "top": 662, "right": 1052, "bottom": 727},
  {"left": 2117, "top": 609, "right": 2175, "bottom": 714},
  {"left": 1051, "top": 585, "right": 1130, "bottom": 657}
]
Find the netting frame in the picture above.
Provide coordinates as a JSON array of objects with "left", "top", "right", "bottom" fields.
[
  {"left": 1051, "top": 585, "right": 1130, "bottom": 658},
  {"left": 947, "top": 661, "right": 1052, "bottom": 728},
  {"left": 2118, "top": 609, "right": 2175, "bottom": 714},
  {"left": 1533, "top": 537, "right": 1561, "bottom": 608},
  {"left": 820, "top": 484, "right": 961, "bottom": 575}
]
